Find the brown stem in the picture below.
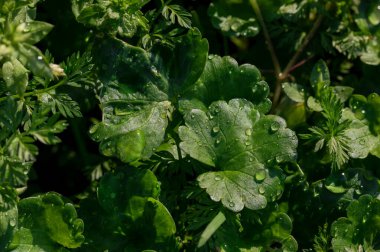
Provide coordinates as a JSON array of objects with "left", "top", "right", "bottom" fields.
[
  {"left": 281, "top": 15, "right": 324, "bottom": 81},
  {"left": 249, "top": 0, "right": 281, "bottom": 77},
  {"left": 272, "top": 15, "right": 324, "bottom": 112}
]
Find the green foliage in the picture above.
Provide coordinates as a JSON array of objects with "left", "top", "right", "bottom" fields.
[{"left": 0, "top": 0, "right": 380, "bottom": 251}]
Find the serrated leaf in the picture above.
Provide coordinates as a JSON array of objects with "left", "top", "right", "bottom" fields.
[
  {"left": 0, "top": 155, "right": 32, "bottom": 187},
  {"left": 0, "top": 186, "right": 18, "bottom": 251},
  {"left": 331, "top": 195, "right": 380, "bottom": 251},
  {"left": 208, "top": 1, "right": 259, "bottom": 37},
  {"left": 7, "top": 132, "right": 38, "bottom": 161},
  {"left": 0, "top": 99, "right": 24, "bottom": 142},
  {"left": 72, "top": 0, "right": 150, "bottom": 38},
  {"left": 162, "top": 5, "right": 192, "bottom": 28},
  {"left": 179, "top": 99, "right": 297, "bottom": 212},
  {"left": 39, "top": 92, "right": 82, "bottom": 118},
  {"left": 28, "top": 111, "right": 68, "bottom": 145},
  {"left": 182, "top": 55, "right": 271, "bottom": 114},
  {"left": 9, "top": 192, "right": 84, "bottom": 250},
  {"left": 90, "top": 29, "right": 208, "bottom": 162}
]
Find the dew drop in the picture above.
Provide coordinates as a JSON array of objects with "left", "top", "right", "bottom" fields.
[
  {"left": 229, "top": 201, "right": 235, "bottom": 208},
  {"left": 214, "top": 175, "right": 222, "bottom": 181},
  {"left": 245, "top": 128, "right": 252, "bottom": 136},
  {"left": 258, "top": 186, "right": 265, "bottom": 194},
  {"left": 228, "top": 70, "right": 232, "bottom": 74},
  {"left": 37, "top": 56, "right": 43, "bottom": 60},
  {"left": 212, "top": 126, "right": 220, "bottom": 133},
  {"left": 270, "top": 121, "right": 280, "bottom": 133},
  {"left": 9, "top": 219, "right": 16, "bottom": 227},
  {"left": 255, "top": 170, "right": 266, "bottom": 181},
  {"left": 215, "top": 138, "right": 221, "bottom": 145}
]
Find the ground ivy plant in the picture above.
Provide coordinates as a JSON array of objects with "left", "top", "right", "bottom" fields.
[{"left": 0, "top": 0, "right": 380, "bottom": 251}]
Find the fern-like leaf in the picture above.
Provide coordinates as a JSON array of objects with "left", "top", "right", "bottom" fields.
[{"left": 162, "top": 5, "right": 192, "bottom": 28}]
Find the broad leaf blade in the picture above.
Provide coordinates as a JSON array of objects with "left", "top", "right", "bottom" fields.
[
  {"left": 179, "top": 99, "right": 297, "bottom": 211},
  {"left": 12, "top": 192, "right": 85, "bottom": 249},
  {"left": 91, "top": 29, "right": 208, "bottom": 162},
  {"left": 183, "top": 55, "right": 271, "bottom": 114}
]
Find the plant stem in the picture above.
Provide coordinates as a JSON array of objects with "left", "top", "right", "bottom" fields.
[
  {"left": 0, "top": 78, "right": 68, "bottom": 103},
  {"left": 272, "top": 15, "right": 324, "bottom": 111},
  {"left": 281, "top": 15, "right": 324, "bottom": 81},
  {"left": 249, "top": 0, "right": 281, "bottom": 77}
]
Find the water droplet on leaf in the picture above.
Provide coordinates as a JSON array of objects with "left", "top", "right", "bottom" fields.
[
  {"left": 245, "top": 128, "right": 252, "bottom": 136},
  {"left": 212, "top": 126, "right": 220, "bottom": 133},
  {"left": 258, "top": 186, "right": 265, "bottom": 194},
  {"left": 270, "top": 121, "right": 280, "bottom": 133},
  {"left": 214, "top": 175, "right": 222, "bottom": 181},
  {"left": 255, "top": 170, "right": 266, "bottom": 181},
  {"left": 229, "top": 201, "right": 235, "bottom": 208}
]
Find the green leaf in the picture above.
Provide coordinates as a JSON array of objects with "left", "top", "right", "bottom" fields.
[
  {"left": 162, "top": 5, "right": 192, "bottom": 29},
  {"left": 28, "top": 111, "right": 68, "bottom": 145},
  {"left": 322, "top": 168, "right": 378, "bottom": 204},
  {"left": 0, "top": 185, "right": 18, "bottom": 251},
  {"left": 182, "top": 55, "right": 271, "bottom": 114},
  {"left": 80, "top": 169, "right": 176, "bottom": 251},
  {"left": 90, "top": 29, "right": 208, "bottom": 162},
  {"left": 17, "top": 43, "right": 53, "bottom": 79},
  {"left": 2, "top": 58, "right": 28, "bottom": 96},
  {"left": 0, "top": 155, "right": 32, "bottom": 187},
  {"left": 310, "top": 60, "right": 330, "bottom": 97},
  {"left": 331, "top": 195, "right": 380, "bottom": 251},
  {"left": 21, "top": 21, "right": 54, "bottom": 44},
  {"left": 179, "top": 99, "right": 297, "bottom": 211},
  {"left": 341, "top": 109, "right": 378, "bottom": 159},
  {"left": 123, "top": 196, "right": 176, "bottom": 249},
  {"left": 72, "top": 0, "right": 150, "bottom": 38},
  {"left": 198, "top": 211, "right": 226, "bottom": 248},
  {"left": 282, "top": 82, "right": 306, "bottom": 103},
  {"left": 6, "top": 131, "right": 38, "bottom": 161},
  {"left": 333, "top": 86, "right": 354, "bottom": 103},
  {"left": 350, "top": 93, "right": 380, "bottom": 135},
  {"left": 39, "top": 92, "right": 82, "bottom": 118},
  {"left": 9, "top": 192, "right": 84, "bottom": 250},
  {"left": 208, "top": 1, "right": 259, "bottom": 37},
  {"left": 97, "top": 168, "right": 160, "bottom": 214},
  {"left": 215, "top": 205, "right": 298, "bottom": 251}
]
